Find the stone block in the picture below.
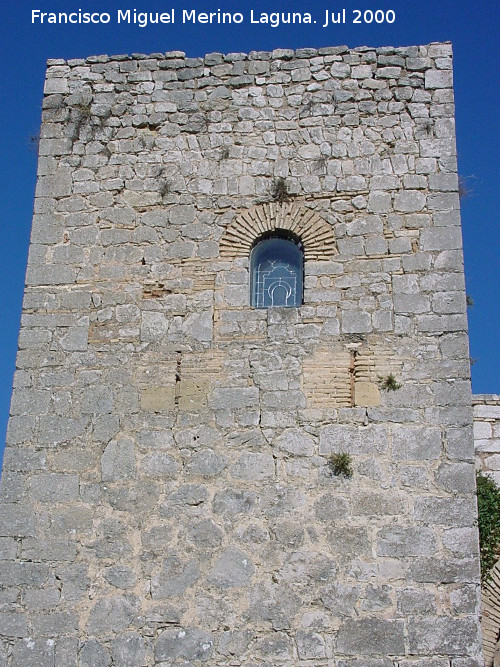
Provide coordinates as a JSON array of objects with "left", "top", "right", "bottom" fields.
[
  {"left": 425, "top": 69, "right": 453, "bottom": 88},
  {"left": 207, "top": 548, "right": 254, "bottom": 588},
  {"left": 101, "top": 437, "right": 136, "bottom": 481},
  {"left": 26, "top": 265, "right": 76, "bottom": 286},
  {"left": 155, "top": 627, "right": 213, "bottom": 663},
  {"left": 9, "top": 389, "right": 51, "bottom": 416},
  {"left": 326, "top": 526, "right": 371, "bottom": 560},
  {"left": 186, "top": 518, "right": 223, "bottom": 550},
  {"left": 394, "top": 190, "right": 426, "bottom": 212},
  {"left": 0, "top": 613, "right": 27, "bottom": 638},
  {"left": 230, "top": 452, "right": 274, "bottom": 481},
  {"left": 12, "top": 638, "right": 55, "bottom": 666},
  {"left": 212, "top": 488, "right": 255, "bottom": 517},
  {"left": 320, "top": 424, "right": 388, "bottom": 456},
  {"left": 185, "top": 450, "right": 227, "bottom": 477},
  {"left": 274, "top": 429, "right": 315, "bottom": 456},
  {"left": 152, "top": 556, "right": 200, "bottom": 598},
  {"left": 414, "top": 497, "right": 475, "bottom": 526},
  {"left": 352, "top": 491, "right": 405, "bottom": 516},
  {"left": 59, "top": 325, "right": 88, "bottom": 351},
  {"left": 393, "top": 293, "right": 430, "bottom": 314},
  {"left": 112, "top": 633, "right": 147, "bottom": 667},
  {"left": 183, "top": 310, "right": 213, "bottom": 341},
  {"left": 442, "top": 527, "right": 479, "bottom": 558},
  {"left": 429, "top": 173, "right": 459, "bottom": 191},
  {"left": 86, "top": 595, "right": 139, "bottom": 634},
  {"left": 377, "top": 526, "right": 437, "bottom": 556},
  {"left": 352, "top": 65, "right": 372, "bottom": 79},
  {"left": 140, "top": 311, "right": 170, "bottom": 342},
  {"left": 36, "top": 172, "right": 72, "bottom": 198},
  {"left": 336, "top": 618, "right": 405, "bottom": 655},
  {"left": 337, "top": 660, "right": 393, "bottom": 667},
  {"left": 5, "top": 416, "right": 35, "bottom": 445},
  {"left": 392, "top": 427, "right": 442, "bottom": 460},
  {"left": 79, "top": 640, "right": 111, "bottom": 667},
  {"left": 104, "top": 565, "right": 138, "bottom": 590},
  {"left": 341, "top": 311, "right": 372, "bottom": 333},
  {"left": 21, "top": 538, "right": 77, "bottom": 562},
  {"left": 209, "top": 387, "right": 259, "bottom": 410},
  {"left": 30, "top": 473, "right": 79, "bottom": 503},
  {"left": 140, "top": 453, "right": 179, "bottom": 479},
  {"left": 420, "top": 227, "right": 462, "bottom": 251},
  {"left": 38, "top": 416, "right": 88, "bottom": 445},
  {"left": 397, "top": 588, "right": 436, "bottom": 614},
  {"left": 140, "top": 386, "right": 175, "bottom": 412},
  {"left": 320, "top": 582, "right": 360, "bottom": 616},
  {"left": 261, "top": 390, "right": 305, "bottom": 410},
  {"left": 408, "top": 617, "right": 481, "bottom": 655},
  {"left": 169, "top": 205, "right": 195, "bottom": 225},
  {"left": 31, "top": 611, "right": 78, "bottom": 635},
  {"left": 409, "top": 557, "right": 479, "bottom": 583},
  {"left": 3, "top": 447, "right": 46, "bottom": 472},
  {"left": 178, "top": 379, "right": 210, "bottom": 411},
  {"left": 436, "top": 462, "right": 476, "bottom": 494},
  {"left": 92, "top": 414, "right": 120, "bottom": 442}
]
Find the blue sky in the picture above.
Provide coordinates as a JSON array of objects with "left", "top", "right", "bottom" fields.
[{"left": 0, "top": 0, "right": 498, "bottom": 461}]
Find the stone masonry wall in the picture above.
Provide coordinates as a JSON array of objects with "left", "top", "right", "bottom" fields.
[
  {"left": 474, "top": 395, "right": 500, "bottom": 483},
  {"left": 0, "top": 44, "right": 483, "bottom": 665},
  {"left": 473, "top": 397, "right": 500, "bottom": 667}
]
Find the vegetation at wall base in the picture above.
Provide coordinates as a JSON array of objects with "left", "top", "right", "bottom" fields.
[{"left": 476, "top": 471, "right": 500, "bottom": 581}]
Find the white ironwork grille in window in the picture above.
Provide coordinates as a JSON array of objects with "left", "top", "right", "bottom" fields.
[{"left": 250, "top": 236, "right": 303, "bottom": 308}]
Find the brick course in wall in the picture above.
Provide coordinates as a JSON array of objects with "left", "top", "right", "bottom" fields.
[{"left": 0, "top": 44, "right": 484, "bottom": 665}]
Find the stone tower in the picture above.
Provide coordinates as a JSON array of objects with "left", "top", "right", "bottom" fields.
[{"left": 0, "top": 44, "right": 483, "bottom": 666}]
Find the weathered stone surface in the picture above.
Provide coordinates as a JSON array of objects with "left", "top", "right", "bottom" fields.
[
  {"left": 11, "top": 638, "right": 54, "bottom": 666},
  {"left": 392, "top": 427, "right": 442, "bottom": 460},
  {"left": 336, "top": 618, "right": 405, "bottom": 655},
  {"left": 155, "top": 627, "right": 213, "bottom": 662},
  {"left": 112, "top": 633, "right": 147, "bottom": 666},
  {"left": 230, "top": 452, "right": 274, "bottom": 481},
  {"left": 101, "top": 437, "right": 136, "bottom": 481},
  {"left": 319, "top": 424, "right": 388, "bottom": 456},
  {"left": 86, "top": 595, "right": 139, "bottom": 634},
  {"left": 377, "top": 526, "right": 437, "bottom": 557},
  {"left": 79, "top": 640, "right": 110, "bottom": 667},
  {"left": 30, "top": 473, "right": 79, "bottom": 503},
  {"left": 0, "top": 613, "right": 28, "bottom": 638},
  {"left": 354, "top": 381, "right": 380, "bottom": 407},
  {"left": 207, "top": 548, "right": 255, "bottom": 588},
  {"left": 152, "top": 555, "right": 201, "bottom": 598},
  {"left": 186, "top": 449, "right": 227, "bottom": 477},
  {"left": 0, "top": 505, "right": 36, "bottom": 537},
  {"left": 408, "top": 617, "right": 481, "bottom": 655},
  {"left": 274, "top": 428, "right": 315, "bottom": 456},
  {"left": 103, "top": 565, "right": 138, "bottom": 589}
]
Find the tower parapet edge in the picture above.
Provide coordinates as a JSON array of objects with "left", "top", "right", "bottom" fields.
[{"left": 0, "top": 43, "right": 484, "bottom": 666}]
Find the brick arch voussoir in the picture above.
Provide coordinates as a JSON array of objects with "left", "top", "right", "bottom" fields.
[{"left": 219, "top": 202, "right": 337, "bottom": 261}]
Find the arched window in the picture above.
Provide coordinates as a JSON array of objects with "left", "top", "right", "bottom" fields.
[{"left": 250, "top": 233, "right": 304, "bottom": 308}]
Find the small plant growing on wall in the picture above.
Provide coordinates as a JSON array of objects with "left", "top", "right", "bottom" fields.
[
  {"left": 271, "top": 177, "right": 290, "bottom": 203},
  {"left": 476, "top": 471, "right": 500, "bottom": 581},
  {"left": 328, "top": 452, "right": 353, "bottom": 479},
  {"left": 381, "top": 374, "right": 401, "bottom": 391},
  {"left": 73, "top": 101, "right": 92, "bottom": 119}
]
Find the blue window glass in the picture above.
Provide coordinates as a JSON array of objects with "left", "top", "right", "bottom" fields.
[{"left": 250, "top": 235, "right": 303, "bottom": 308}]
